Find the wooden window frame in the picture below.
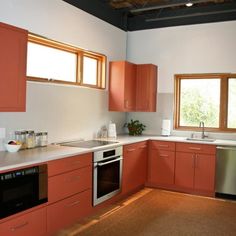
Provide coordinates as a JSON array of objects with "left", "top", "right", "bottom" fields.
[
  {"left": 27, "top": 33, "right": 106, "bottom": 89},
  {"left": 174, "top": 73, "right": 236, "bottom": 132}
]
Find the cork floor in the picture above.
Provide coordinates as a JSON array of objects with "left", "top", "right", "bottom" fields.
[{"left": 57, "top": 188, "right": 236, "bottom": 236}]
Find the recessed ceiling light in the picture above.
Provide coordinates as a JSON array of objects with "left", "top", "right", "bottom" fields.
[{"left": 186, "top": 2, "right": 193, "bottom": 7}]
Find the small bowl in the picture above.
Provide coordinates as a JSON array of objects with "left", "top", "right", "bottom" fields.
[{"left": 5, "top": 143, "right": 22, "bottom": 153}]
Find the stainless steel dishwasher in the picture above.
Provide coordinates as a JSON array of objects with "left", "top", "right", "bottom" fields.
[{"left": 216, "top": 146, "right": 236, "bottom": 199}]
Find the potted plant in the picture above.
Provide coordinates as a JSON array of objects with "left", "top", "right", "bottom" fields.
[{"left": 124, "top": 119, "right": 146, "bottom": 136}]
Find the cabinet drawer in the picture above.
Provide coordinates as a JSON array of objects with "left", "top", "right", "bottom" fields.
[
  {"left": 124, "top": 141, "right": 147, "bottom": 154},
  {"left": 176, "top": 142, "right": 216, "bottom": 154},
  {"left": 48, "top": 166, "right": 92, "bottom": 203},
  {"left": 48, "top": 153, "right": 92, "bottom": 176},
  {"left": 150, "top": 140, "right": 175, "bottom": 151},
  {"left": 47, "top": 189, "right": 92, "bottom": 235},
  {"left": 0, "top": 207, "right": 46, "bottom": 236}
]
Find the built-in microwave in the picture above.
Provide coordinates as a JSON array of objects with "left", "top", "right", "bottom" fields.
[{"left": 0, "top": 164, "right": 48, "bottom": 219}]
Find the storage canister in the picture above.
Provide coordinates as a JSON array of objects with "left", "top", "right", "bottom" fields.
[
  {"left": 26, "top": 130, "right": 36, "bottom": 148},
  {"left": 15, "top": 130, "right": 26, "bottom": 149}
]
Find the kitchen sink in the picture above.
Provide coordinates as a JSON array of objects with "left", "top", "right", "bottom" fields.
[{"left": 186, "top": 137, "right": 215, "bottom": 142}]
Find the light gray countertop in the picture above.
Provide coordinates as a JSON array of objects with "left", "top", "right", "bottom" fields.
[{"left": 0, "top": 135, "right": 236, "bottom": 172}]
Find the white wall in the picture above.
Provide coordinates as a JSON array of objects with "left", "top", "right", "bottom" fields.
[
  {"left": 127, "top": 21, "right": 236, "bottom": 138},
  {"left": 0, "top": 0, "right": 127, "bottom": 146}
]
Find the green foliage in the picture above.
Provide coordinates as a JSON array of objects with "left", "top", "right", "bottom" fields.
[
  {"left": 124, "top": 119, "right": 146, "bottom": 136},
  {"left": 180, "top": 89, "right": 218, "bottom": 127}
]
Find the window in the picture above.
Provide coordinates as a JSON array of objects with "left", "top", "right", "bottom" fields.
[
  {"left": 27, "top": 34, "right": 106, "bottom": 89},
  {"left": 82, "top": 56, "right": 98, "bottom": 86},
  {"left": 174, "top": 74, "right": 236, "bottom": 132}
]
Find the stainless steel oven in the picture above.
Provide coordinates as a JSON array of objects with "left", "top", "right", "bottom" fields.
[
  {"left": 0, "top": 164, "right": 48, "bottom": 219},
  {"left": 93, "top": 146, "right": 123, "bottom": 206}
]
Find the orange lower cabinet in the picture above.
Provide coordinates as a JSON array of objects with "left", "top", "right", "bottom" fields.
[
  {"left": 0, "top": 207, "right": 46, "bottom": 236},
  {"left": 122, "top": 142, "right": 147, "bottom": 195},
  {"left": 175, "top": 152, "right": 195, "bottom": 189},
  {"left": 47, "top": 189, "right": 92, "bottom": 235},
  {"left": 149, "top": 149, "right": 175, "bottom": 185},
  {"left": 194, "top": 154, "right": 215, "bottom": 192}
]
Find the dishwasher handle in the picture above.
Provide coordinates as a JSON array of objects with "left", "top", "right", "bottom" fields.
[{"left": 217, "top": 146, "right": 236, "bottom": 151}]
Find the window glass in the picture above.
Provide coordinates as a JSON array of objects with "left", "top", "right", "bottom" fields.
[
  {"left": 27, "top": 42, "right": 77, "bottom": 82},
  {"left": 83, "top": 56, "right": 97, "bottom": 85},
  {"left": 228, "top": 79, "right": 236, "bottom": 128},
  {"left": 179, "top": 79, "right": 220, "bottom": 127}
]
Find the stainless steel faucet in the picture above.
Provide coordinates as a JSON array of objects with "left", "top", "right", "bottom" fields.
[{"left": 199, "top": 121, "right": 207, "bottom": 139}]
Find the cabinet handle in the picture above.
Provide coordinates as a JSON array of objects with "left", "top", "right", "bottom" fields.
[
  {"left": 159, "top": 154, "right": 169, "bottom": 158},
  {"left": 139, "top": 145, "right": 147, "bottom": 149},
  {"left": 195, "top": 154, "right": 198, "bottom": 168},
  {"left": 192, "top": 154, "right": 195, "bottom": 168},
  {"left": 11, "top": 222, "right": 29, "bottom": 231},
  {"left": 125, "top": 100, "right": 129, "bottom": 108},
  {"left": 158, "top": 145, "right": 169, "bottom": 148},
  {"left": 67, "top": 200, "right": 80, "bottom": 208},
  {"left": 73, "top": 160, "right": 80, "bottom": 165},
  {"left": 127, "top": 148, "right": 135, "bottom": 152},
  {"left": 189, "top": 147, "right": 201, "bottom": 151},
  {"left": 66, "top": 175, "right": 80, "bottom": 183}
]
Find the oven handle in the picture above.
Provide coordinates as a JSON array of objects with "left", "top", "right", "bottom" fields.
[{"left": 97, "top": 157, "right": 123, "bottom": 166}]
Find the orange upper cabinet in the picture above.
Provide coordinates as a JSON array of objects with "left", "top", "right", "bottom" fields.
[
  {"left": 109, "top": 61, "right": 136, "bottom": 111},
  {"left": 136, "top": 64, "right": 157, "bottom": 112},
  {"left": 0, "top": 22, "right": 28, "bottom": 112},
  {"left": 109, "top": 61, "right": 157, "bottom": 112}
]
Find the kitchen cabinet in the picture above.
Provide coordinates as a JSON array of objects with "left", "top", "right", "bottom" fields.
[
  {"left": 148, "top": 141, "right": 175, "bottom": 187},
  {"left": 122, "top": 141, "right": 147, "bottom": 195},
  {"left": 136, "top": 64, "right": 157, "bottom": 112},
  {"left": 0, "top": 207, "right": 46, "bottom": 236},
  {"left": 175, "top": 142, "right": 216, "bottom": 194},
  {"left": 47, "top": 190, "right": 92, "bottom": 235},
  {"left": 109, "top": 61, "right": 136, "bottom": 111},
  {"left": 109, "top": 61, "right": 157, "bottom": 112},
  {"left": 0, "top": 22, "right": 27, "bottom": 112},
  {"left": 47, "top": 153, "right": 92, "bottom": 235}
]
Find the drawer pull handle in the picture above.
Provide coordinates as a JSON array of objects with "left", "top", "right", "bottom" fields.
[
  {"left": 127, "top": 148, "right": 135, "bottom": 152},
  {"left": 66, "top": 176, "right": 80, "bottom": 183},
  {"left": 139, "top": 146, "right": 147, "bottom": 149},
  {"left": 11, "top": 222, "right": 29, "bottom": 231},
  {"left": 192, "top": 154, "right": 195, "bottom": 168},
  {"left": 158, "top": 145, "right": 169, "bottom": 148},
  {"left": 73, "top": 161, "right": 80, "bottom": 165},
  {"left": 67, "top": 200, "right": 80, "bottom": 208},
  {"left": 195, "top": 154, "right": 198, "bottom": 168},
  {"left": 189, "top": 147, "right": 201, "bottom": 151},
  {"left": 160, "top": 154, "right": 169, "bottom": 157}
]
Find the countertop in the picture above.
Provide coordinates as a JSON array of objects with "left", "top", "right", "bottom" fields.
[{"left": 1, "top": 135, "right": 236, "bottom": 172}]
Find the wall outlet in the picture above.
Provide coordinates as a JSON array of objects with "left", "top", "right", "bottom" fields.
[{"left": 0, "top": 128, "right": 6, "bottom": 139}]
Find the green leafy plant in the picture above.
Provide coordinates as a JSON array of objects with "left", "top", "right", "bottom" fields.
[{"left": 124, "top": 119, "right": 146, "bottom": 136}]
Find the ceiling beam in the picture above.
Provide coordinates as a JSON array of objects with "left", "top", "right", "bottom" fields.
[
  {"left": 128, "top": 2, "right": 236, "bottom": 30},
  {"left": 130, "top": 0, "right": 212, "bottom": 13},
  {"left": 146, "top": 7, "right": 236, "bottom": 22}
]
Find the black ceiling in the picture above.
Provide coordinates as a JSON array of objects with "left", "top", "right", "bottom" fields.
[{"left": 63, "top": 0, "right": 236, "bottom": 31}]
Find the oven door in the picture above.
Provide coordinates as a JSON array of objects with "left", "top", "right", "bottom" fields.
[{"left": 93, "top": 157, "right": 123, "bottom": 206}]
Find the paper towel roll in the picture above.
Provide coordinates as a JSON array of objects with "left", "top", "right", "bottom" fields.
[
  {"left": 161, "top": 119, "right": 171, "bottom": 136},
  {"left": 108, "top": 123, "right": 117, "bottom": 138}
]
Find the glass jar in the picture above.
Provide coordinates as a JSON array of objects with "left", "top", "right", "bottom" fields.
[
  {"left": 35, "top": 132, "right": 41, "bottom": 147},
  {"left": 26, "top": 130, "right": 35, "bottom": 149},
  {"left": 35, "top": 132, "right": 48, "bottom": 147},
  {"left": 15, "top": 130, "right": 27, "bottom": 149},
  {"left": 40, "top": 132, "right": 48, "bottom": 147}
]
